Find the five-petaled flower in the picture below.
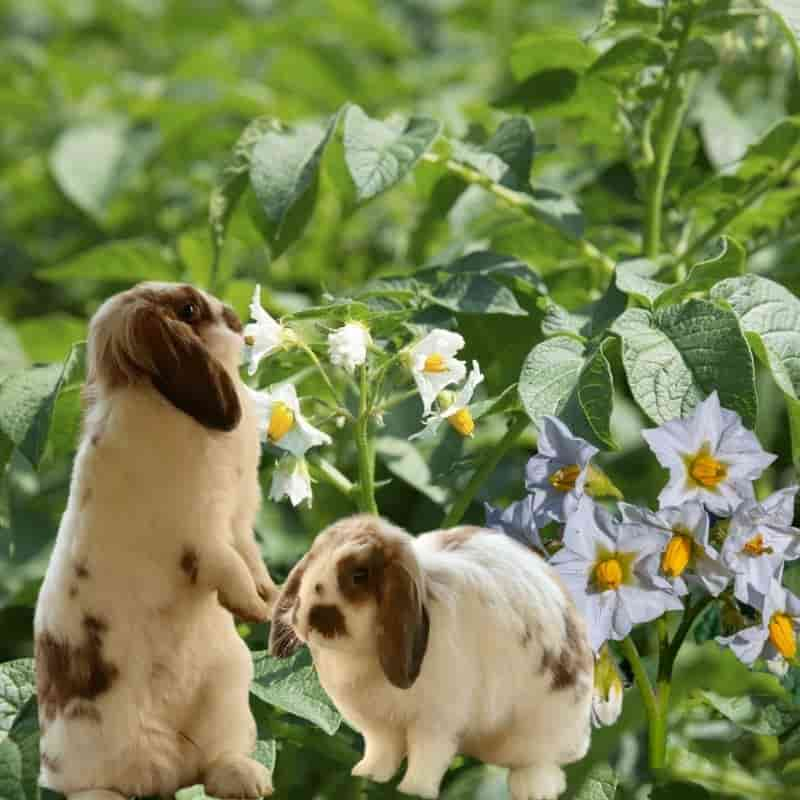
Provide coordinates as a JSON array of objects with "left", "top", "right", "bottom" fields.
[
  {"left": 269, "top": 454, "right": 314, "bottom": 507},
  {"left": 720, "top": 487, "right": 800, "bottom": 606},
  {"left": 408, "top": 329, "right": 467, "bottom": 416},
  {"left": 249, "top": 384, "right": 332, "bottom": 456},
  {"left": 525, "top": 416, "right": 598, "bottom": 524},
  {"left": 550, "top": 497, "right": 683, "bottom": 651},
  {"left": 642, "top": 391, "right": 776, "bottom": 515},
  {"left": 244, "top": 285, "right": 298, "bottom": 375},
  {"left": 717, "top": 580, "right": 800, "bottom": 676},
  {"left": 328, "top": 321, "right": 372, "bottom": 374},
  {"left": 484, "top": 494, "right": 545, "bottom": 556},
  {"left": 619, "top": 501, "right": 731, "bottom": 598},
  {"left": 413, "top": 361, "right": 484, "bottom": 439}
]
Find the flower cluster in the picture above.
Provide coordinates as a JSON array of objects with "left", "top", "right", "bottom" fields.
[
  {"left": 487, "top": 391, "right": 800, "bottom": 688},
  {"left": 241, "top": 286, "right": 485, "bottom": 507}
]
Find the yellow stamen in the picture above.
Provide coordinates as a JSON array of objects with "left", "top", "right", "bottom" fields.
[
  {"left": 769, "top": 613, "right": 797, "bottom": 660},
  {"left": 742, "top": 533, "right": 774, "bottom": 557},
  {"left": 549, "top": 464, "right": 581, "bottom": 492},
  {"left": 662, "top": 533, "right": 693, "bottom": 578},
  {"left": 267, "top": 402, "right": 295, "bottom": 443},
  {"left": 687, "top": 444, "right": 727, "bottom": 489},
  {"left": 244, "top": 335, "right": 255, "bottom": 346},
  {"left": 423, "top": 353, "right": 448, "bottom": 373},
  {"left": 448, "top": 408, "right": 475, "bottom": 437},
  {"left": 595, "top": 559, "right": 623, "bottom": 591}
]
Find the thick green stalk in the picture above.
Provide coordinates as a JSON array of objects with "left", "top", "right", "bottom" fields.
[
  {"left": 356, "top": 365, "right": 378, "bottom": 513},
  {"left": 642, "top": 14, "right": 697, "bottom": 258},
  {"left": 621, "top": 636, "right": 665, "bottom": 771},
  {"left": 663, "top": 595, "right": 715, "bottom": 677},
  {"left": 441, "top": 414, "right": 529, "bottom": 528},
  {"left": 306, "top": 455, "right": 357, "bottom": 500}
]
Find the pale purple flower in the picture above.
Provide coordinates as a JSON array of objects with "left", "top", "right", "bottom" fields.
[
  {"left": 550, "top": 497, "right": 683, "bottom": 652},
  {"left": 525, "top": 416, "right": 598, "bottom": 524},
  {"left": 619, "top": 501, "right": 731, "bottom": 598},
  {"left": 721, "top": 487, "right": 800, "bottom": 606},
  {"left": 717, "top": 580, "right": 800, "bottom": 677},
  {"left": 484, "top": 494, "right": 545, "bottom": 555},
  {"left": 642, "top": 392, "right": 776, "bottom": 515}
]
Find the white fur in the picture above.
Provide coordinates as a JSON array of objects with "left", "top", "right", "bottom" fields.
[
  {"left": 34, "top": 285, "right": 275, "bottom": 799},
  {"left": 281, "top": 519, "right": 594, "bottom": 800}
]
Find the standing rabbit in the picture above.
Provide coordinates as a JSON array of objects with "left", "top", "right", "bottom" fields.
[
  {"left": 35, "top": 283, "right": 276, "bottom": 800},
  {"left": 270, "top": 514, "right": 594, "bottom": 800}
]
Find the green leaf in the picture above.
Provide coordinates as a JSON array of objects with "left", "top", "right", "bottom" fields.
[
  {"left": 432, "top": 273, "right": 527, "bottom": 316},
  {"left": 615, "top": 237, "right": 745, "bottom": 309},
  {"left": 518, "top": 336, "right": 615, "bottom": 449},
  {"left": 250, "top": 649, "right": 341, "bottom": 736},
  {"left": 209, "top": 116, "right": 282, "bottom": 256},
  {"left": 0, "top": 661, "right": 35, "bottom": 743},
  {"left": 440, "top": 765, "right": 509, "bottom": 799},
  {"left": 650, "top": 783, "right": 711, "bottom": 800},
  {"left": 510, "top": 30, "right": 595, "bottom": 80},
  {"left": 574, "top": 763, "right": 618, "bottom": 800},
  {"left": 16, "top": 315, "right": 87, "bottom": 364},
  {"left": 699, "top": 690, "right": 800, "bottom": 736},
  {"left": 611, "top": 300, "right": 757, "bottom": 427},
  {"left": 249, "top": 113, "right": 338, "bottom": 254},
  {"left": 711, "top": 274, "right": 800, "bottom": 464},
  {"left": 37, "top": 239, "right": 179, "bottom": 284},
  {"left": 588, "top": 34, "right": 667, "bottom": 81},
  {"left": 0, "top": 321, "right": 27, "bottom": 380},
  {"left": 375, "top": 436, "right": 448, "bottom": 505},
  {"left": 0, "top": 739, "right": 25, "bottom": 800},
  {"left": 767, "top": 1, "right": 800, "bottom": 77},
  {"left": 0, "top": 343, "right": 86, "bottom": 468},
  {"left": 8, "top": 698, "right": 39, "bottom": 800},
  {"left": 252, "top": 738, "right": 277, "bottom": 773},
  {"left": 343, "top": 105, "right": 441, "bottom": 201},
  {"left": 49, "top": 118, "right": 158, "bottom": 224}
]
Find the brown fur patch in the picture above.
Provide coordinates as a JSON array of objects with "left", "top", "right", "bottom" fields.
[
  {"left": 337, "top": 551, "right": 382, "bottom": 604},
  {"left": 69, "top": 585, "right": 78, "bottom": 599},
  {"left": 438, "top": 526, "right": 483, "bottom": 551},
  {"left": 222, "top": 305, "right": 243, "bottom": 333},
  {"left": 180, "top": 547, "right": 199, "bottom": 584},
  {"left": 40, "top": 752, "right": 61, "bottom": 773},
  {"left": 308, "top": 604, "right": 348, "bottom": 638},
  {"left": 314, "top": 582, "right": 324, "bottom": 596},
  {"left": 539, "top": 610, "right": 591, "bottom": 691},
  {"left": 74, "top": 561, "right": 89, "bottom": 580},
  {"left": 36, "top": 615, "right": 119, "bottom": 722},
  {"left": 64, "top": 701, "right": 102, "bottom": 723}
]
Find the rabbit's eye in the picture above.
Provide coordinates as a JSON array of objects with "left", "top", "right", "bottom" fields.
[
  {"left": 351, "top": 568, "right": 369, "bottom": 586},
  {"left": 178, "top": 302, "right": 198, "bottom": 322}
]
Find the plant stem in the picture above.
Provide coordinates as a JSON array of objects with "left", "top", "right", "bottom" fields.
[
  {"left": 375, "top": 387, "right": 419, "bottom": 414},
  {"left": 307, "top": 455, "right": 356, "bottom": 500},
  {"left": 420, "top": 152, "right": 615, "bottom": 277},
  {"left": 356, "top": 365, "right": 378, "bottom": 513},
  {"left": 642, "top": 13, "right": 697, "bottom": 258},
  {"left": 441, "top": 413, "right": 529, "bottom": 528},
  {"left": 621, "top": 636, "right": 665, "bottom": 771},
  {"left": 663, "top": 594, "right": 715, "bottom": 677},
  {"left": 298, "top": 341, "right": 349, "bottom": 413}
]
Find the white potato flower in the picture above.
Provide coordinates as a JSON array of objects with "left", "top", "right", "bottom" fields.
[
  {"left": 249, "top": 383, "right": 332, "bottom": 456},
  {"left": 328, "top": 322, "right": 372, "bottom": 373},
  {"left": 243, "top": 285, "right": 298, "bottom": 375},
  {"left": 409, "top": 329, "right": 467, "bottom": 416},
  {"left": 413, "top": 361, "right": 484, "bottom": 438},
  {"left": 269, "top": 455, "right": 313, "bottom": 507}
]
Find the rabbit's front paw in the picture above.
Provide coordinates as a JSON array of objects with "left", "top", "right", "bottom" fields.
[
  {"left": 205, "top": 754, "right": 273, "bottom": 798},
  {"left": 218, "top": 588, "right": 270, "bottom": 624}
]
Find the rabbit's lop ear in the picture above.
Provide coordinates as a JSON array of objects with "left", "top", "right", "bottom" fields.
[
  {"left": 135, "top": 307, "right": 241, "bottom": 431},
  {"left": 377, "top": 548, "right": 429, "bottom": 689},
  {"left": 269, "top": 557, "right": 306, "bottom": 659}
]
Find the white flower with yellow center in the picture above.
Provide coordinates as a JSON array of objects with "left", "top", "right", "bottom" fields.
[
  {"left": 642, "top": 391, "right": 776, "bottom": 515},
  {"left": 243, "top": 285, "right": 298, "bottom": 375},
  {"left": 550, "top": 497, "right": 683, "bottom": 652},
  {"left": 525, "top": 416, "right": 598, "bottom": 524},
  {"left": 269, "top": 454, "right": 313, "bottom": 507},
  {"left": 717, "top": 580, "right": 800, "bottom": 677},
  {"left": 412, "top": 361, "right": 484, "bottom": 439},
  {"left": 328, "top": 321, "right": 372, "bottom": 374},
  {"left": 249, "top": 384, "right": 332, "bottom": 456},
  {"left": 620, "top": 501, "right": 731, "bottom": 598},
  {"left": 720, "top": 487, "right": 800, "bottom": 606},
  {"left": 409, "top": 329, "right": 467, "bottom": 416}
]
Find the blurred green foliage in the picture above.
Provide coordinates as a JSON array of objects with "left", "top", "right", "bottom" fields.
[{"left": 3, "top": 0, "right": 800, "bottom": 798}]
